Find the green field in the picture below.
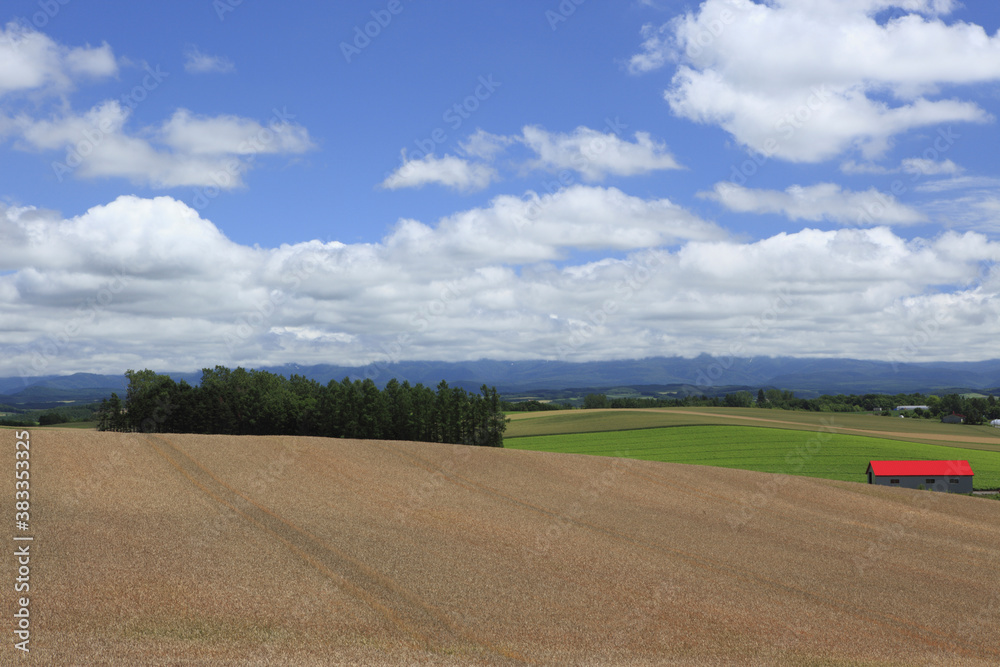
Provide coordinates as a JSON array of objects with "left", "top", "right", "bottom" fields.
[
  {"left": 506, "top": 424, "right": 1000, "bottom": 489},
  {"left": 507, "top": 407, "right": 1000, "bottom": 451}
]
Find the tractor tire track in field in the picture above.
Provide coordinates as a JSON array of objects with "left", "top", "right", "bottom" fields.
[
  {"left": 144, "top": 434, "right": 531, "bottom": 664},
  {"left": 377, "top": 440, "right": 1000, "bottom": 662}
]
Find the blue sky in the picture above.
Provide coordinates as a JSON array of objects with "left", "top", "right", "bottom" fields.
[{"left": 1, "top": 0, "right": 999, "bottom": 377}]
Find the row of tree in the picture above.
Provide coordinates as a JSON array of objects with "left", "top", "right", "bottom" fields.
[
  {"left": 0, "top": 405, "right": 98, "bottom": 427},
  {"left": 1, "top": 412, "right": 77, "bottom": 427},
  {"left": 753, "top": 389, "right": 1000, "bottom": 423},
  {"left": 97, "top": 367, "right": 507, "bottom": 446},
  {"left": 577, "top": 389, "right": 999, "bottom": 424},
  {"left": 499, "top": 399, "right": 568, "bottom": 412},
  {"left": 580, "top": 392, "right": 751, "bottom": 410}
]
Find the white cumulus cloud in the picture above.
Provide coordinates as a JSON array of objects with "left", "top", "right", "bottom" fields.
[
  {"left": 519, "top": 125, "right": 683, "bottom": 181},
  {"left": 383, "top": 125, "right": 683, "bottom": 191},
  {"left": 183, "top": 45, "right": 235, "bottom": 74},
  {"left": 381, "top": 153, "right": 497, "bottom": 192},
  {"left": 0, "top": 22, "right": 117, "bottom": 96},
  {"left": 701, "top": 182, "right": 927, "bottom": 225},
  {"left": 633, "top": 0, "right": 1000, "bottom": 162},
  {"left": 901, "top": 157, "right": 962, "bottom": 176},
  {"left": 13, "top": 103, "right": 314, "bottom": 189},
  {"left": 158, "top": 109, "right": 314, "bottom": 156},
  {"left": 0, "top": 27, "right": 313, "bottom": 189},
  {"left": 1, "top": 193, "right": 997, "bottom": 375}
]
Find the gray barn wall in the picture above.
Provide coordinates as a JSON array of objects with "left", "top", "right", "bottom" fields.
[{"left": 871, "top": 475, "right": 973, "bottom": 493}]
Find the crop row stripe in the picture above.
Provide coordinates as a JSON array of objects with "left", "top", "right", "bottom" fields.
[{"left": 146, "top": 434, "right": 533, "bottom": 665}]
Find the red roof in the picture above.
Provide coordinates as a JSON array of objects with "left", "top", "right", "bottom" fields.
[{"left": 868, "top": 460, "right": 974, "bottom": 477}]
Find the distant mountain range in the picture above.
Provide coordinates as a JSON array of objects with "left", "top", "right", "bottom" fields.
[{"left": 2, "top": 356, "right": 999, "bottom": 411}]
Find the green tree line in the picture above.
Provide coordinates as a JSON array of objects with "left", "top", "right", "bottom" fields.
[
  {"left": 0, "top": 405, "right": 100, "bottom": 427},
  {"left": 96, "top": 367, "right": 507, "bottom": 446},
  {"left": 753, "top": 389, "right": 999, "bottom": 424},
  {"left": 500, "top": 400, "right": 569, "bottom": 412},
  {"left": 578, "top": 390, "right": 999, "bottom": 424}
]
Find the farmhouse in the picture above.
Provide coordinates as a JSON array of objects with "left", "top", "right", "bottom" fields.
[{"left": 867, "top": 460, "right": 974, "bottom": 493}]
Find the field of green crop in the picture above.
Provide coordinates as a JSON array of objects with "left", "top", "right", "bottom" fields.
[
  {"left": 506, "top": 407, "right": 1000, "bottom": 451},
  {"left": 506, "top": 425, "right": 1000, "bottom": 489},
  {"left": 506, "top": 410, "right": 715, "bottom": 436}
]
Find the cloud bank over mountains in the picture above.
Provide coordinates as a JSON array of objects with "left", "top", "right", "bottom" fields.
[
  {"left": 1, "top": 3, "right": 999, "bottom": 377},
  {"left": 2, "top": 192, "right": 996, "bottom": 375}
]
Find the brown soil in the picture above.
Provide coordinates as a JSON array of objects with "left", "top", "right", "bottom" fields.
[{"left": 5, "top": 430, "right": 1000, "bottom": 665}]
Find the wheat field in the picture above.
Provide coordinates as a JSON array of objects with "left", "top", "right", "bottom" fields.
[{"left": 4, "top": 429, "right": 999, "bottom": 665}]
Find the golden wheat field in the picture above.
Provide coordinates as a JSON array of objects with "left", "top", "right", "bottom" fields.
[{"left": 4, "top": 429, "right": 1000, "bottom": 665}]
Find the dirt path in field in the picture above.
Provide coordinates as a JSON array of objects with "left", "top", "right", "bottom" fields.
[{"left": 12, "top": 430, "right": 1000, "bottom": 665}]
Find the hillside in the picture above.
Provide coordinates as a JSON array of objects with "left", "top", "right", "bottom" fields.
[{"left": 6, "top": 430, "right": 1000, "bottom": 664}]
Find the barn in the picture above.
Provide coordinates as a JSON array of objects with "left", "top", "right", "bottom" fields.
[{"left": 867, "top": 460, "right": 974, "bottom": 493}]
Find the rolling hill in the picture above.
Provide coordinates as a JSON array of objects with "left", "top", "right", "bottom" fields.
[{"left": 7, "top": 430, "right": 999, "bottom": 664}]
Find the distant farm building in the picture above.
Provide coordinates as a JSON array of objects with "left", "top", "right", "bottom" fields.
[
  {"left": 867, "top": 460, "right": 974, "bottom": 493},
  {"left": 894, "top": 405, "right": 929, "bottom": 411},
  {"left": 991, "top": 419, "right": 1000, "bottom": 428},
  {"left": 941, "top": 413, "right": 965, "bottom": 424}
]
